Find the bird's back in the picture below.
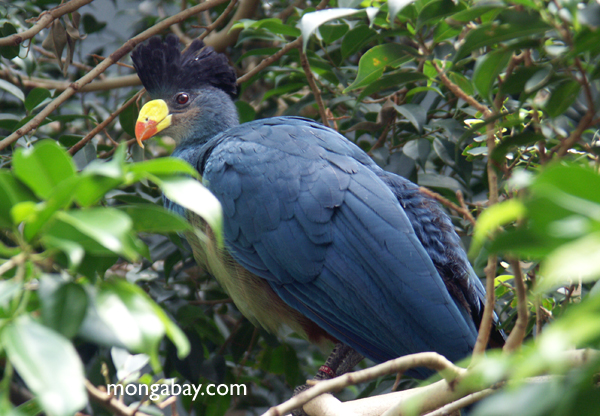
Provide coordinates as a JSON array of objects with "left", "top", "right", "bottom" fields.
[{"left": 175, "top": 116, "right": 483, "bottom": 377}]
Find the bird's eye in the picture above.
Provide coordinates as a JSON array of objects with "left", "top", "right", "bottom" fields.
[{"left": 175, "top": 93, "right": 189, "bottom": 105}]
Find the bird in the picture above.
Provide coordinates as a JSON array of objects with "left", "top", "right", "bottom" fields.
[{"left": 131, "top": 35, "right": 496, "bottom": 382}]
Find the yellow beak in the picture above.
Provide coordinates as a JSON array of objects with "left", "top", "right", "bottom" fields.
[{"left": 135, "top": 99, "right": 173, "bottom": 148}]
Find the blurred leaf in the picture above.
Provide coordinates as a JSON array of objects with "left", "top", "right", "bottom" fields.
[
  {"left": 389, "top": 0, "right": 417, "bottom": 24},
  {"left": 45, "top": 208, "right": 141, "bottom": 261},
  {"left": 345, "top": 44, "right": 415, "bottom": 92},
  {"left": 524, "top": 65, "right": 552, "bottom": 94},
  {"left": 3, "top": 317, "right": 87, "bottom": 416},
  {"left": 119, "top": 204, "right": 191, "bottom": 233},
  {"left": 0, "top": 23, "right": 19, "bottom": 59},
  {"left": 81, "top": 13, "right": 106, "bottom": 34},
  {"left": 455, "top": 17, "right": 549, "bottom": 60},
  {"left": 13, "top": 140, "right": 76, "bottom": 200},
  {"left": 0, "top": 79, "right": 25, "bottom": 102},
  {"left": 417, "top": 0, "right": 465, "bottom": 30},
  {"left": 236, "top": 101, "right": 256, "bottom": 124},
  {"left": 153, "top": 176, "right": 223, "bottom": 248},
  {"left": 318, "top": 23, "right": 349, "bottom": 43},
  {"left": 127, "top": 157, "right": 199, "bottom": 181},
  {"left": 538, "top": 232, "right": 600, "bottom": 293},
  {"left": 544, "top": 80, "right": 581, "bottom": 118},
  {"left": 470, "top": 199, "right": 527, "bottom": 257},
  {"left": 24, "top": 88, "right": 51, "bottom": 112},
  {"left": 0, "top": 279, "right": 22, "bottom": 308},
  {"left": 449, "top": 2, "right": 504, "bottom": 22},
  {"left": 0, "top": 170, "right": 37, "bottom": 228},
  {"left": 39, "top": 278, "right": 88, "bottom": 339},
  {"left": 448, "top": 72, "right": 474, "bottom": 96}
]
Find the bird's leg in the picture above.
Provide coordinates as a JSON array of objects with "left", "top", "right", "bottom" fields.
[{"left": 291, "top": 343, "right": 364, "bottom": 416}]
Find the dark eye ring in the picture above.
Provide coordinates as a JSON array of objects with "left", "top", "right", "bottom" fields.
[{"left": 176, "top": 93, "right": 189, "bottom": 105}]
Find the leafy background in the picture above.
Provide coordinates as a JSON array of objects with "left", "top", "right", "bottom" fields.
[{"left": 1, "top": 0, "right": 600, "bottom": 415}]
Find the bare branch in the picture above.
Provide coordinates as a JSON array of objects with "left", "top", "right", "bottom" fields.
[
  {"left": 299, "top": 47, "right": 329, "bottom": 127},
  {"left": 262, "top": 352, "right": 466, "bottom": 416},
  {"left": 199, "top": 0, "right": 239, "bottom": 42},
  {"left": 69, "top": 90, "right": 144, "bottom": 156},
  {"left": 0, "top": 0, "right": 230, "bottom": 151},
  {"left": 432, "top": 60, "right": 491, "bottom": 118},
  {"left": 0, "top": 0, "right": 93, "bottom": 47},
  {"left": 203, "top": 0, "right": 261, "bottom": 52}
]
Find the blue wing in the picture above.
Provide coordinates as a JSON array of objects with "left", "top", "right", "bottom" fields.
[{"left": 182, "top": 117, "right": 480, "bottom": 376}]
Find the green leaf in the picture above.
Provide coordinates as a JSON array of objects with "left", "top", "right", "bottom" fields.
[
  {"left": 344, "top": 44, "right": 415, "bottom": 92},
  {"left": 12, "top": 140, "right": 76, "bottom": 200},
  {"left": 356, "top": 71, "right": 428, "bottom": 102},
  {"left": 473, "top": 49, "right": 512, "bottom": 104},
  {"left": 491, "top": 131, "right": 544, "bottom": 163},
  {"left": 0, "top": 79, "right": 25, "bottom": 102},
  {"left": 455, "top": 17, "right": 550, "bottom": 61},
  {"left": 448, "top": 71, "right": 475, "bottom": 96},
  {"left": 393, "top": 103, "right": 427, "bottom": 133},
  {"left": 544, "top": 80, "right": 581, "bottom": 118},
  {"left": 318, "top": 23, "right": 349, "bottom": 44},
  {"left": 524, "top": 65, "right": 552, "bottom": 94},
  {"left": 118, "top": 97, "right": 139, "bottom": 138},
  {"left": 0, "top": 23, "right": 20, "bottom": 59},
  {"left": 538, "top": 232, "right": 600, "bottom": 293},
  {"left": 0, "top": 279, "right": 22, "bottom": 308},
  {"left": 41, "top": 235, "right": 85, "bottom": 270},
  {"left": 389, "top": 0, "right": 417, "bottom": 25},
  {"left": 2, "top": 317, "right": 87, "bottom": 416},
  {"left": 44, "top": 208, "right": 141, "bottom": 261},
  {"left": 81, "top": 13, "right": 106, "bottom": 34},
  {"left": 300, "top": 8, "right": 367, "bottom": 50},
  {"left": 126, "top": 157, "right": 199, "bottom": 181},
  {"left": 341, "top": 24, "right": 377, "bottom": 59},
  {"left": 119, "top": 204, "right": 191, "bottom": 233},
  {"left": 235, "top": 101, "right": 256, "bottom": 124},
  {"left": 24, "top": 88, "right": 51, "bottom": 113},
  {"left": 470, "top": 199, "right": 527, "bottom": 258},
  {"left": 0, "top": 170, "right": 37, "bottom": 228},
  {"left": 449, "top": 2, "right": 504, "bottom": 22},
  {"left": 97, "top": 279, "right": 189, "bottom": 367},
  {"left": 153, "top": 176, "right": 223, "bottom": 248},
  {"left": 39, "top": 278, "right": 88, "bottom": 339},
  {"left": 417, "top": 0, "right": 465, "bottom": 30}
]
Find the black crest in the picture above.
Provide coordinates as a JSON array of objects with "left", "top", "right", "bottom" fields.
[{"left": 131, "top": 35, "right": 238, "bottom": 98}]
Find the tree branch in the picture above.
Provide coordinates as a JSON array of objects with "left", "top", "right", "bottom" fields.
[
  {"left": 503, "top": 258, "right": 529, "bottom": 352},
  {"left": 203, "top": 0, "right": 261, "bottom": 52},
  {"left": 299, "top": 47, "right": 329, "bottom": 127},
  {"left": 419, "top": 187, "right": 476, "bottom": 227},
  {"left": 262, "top": 352, "right": 465, "bottom": 416},
  {"left": 0, "top": 0, "right": 93, "bottom": 47},
  {"left": 69, "top": 90, "right": 144, "bottom": 156},
  {"left": 0, "top": 0, "right": 230, "bottom": 151}
]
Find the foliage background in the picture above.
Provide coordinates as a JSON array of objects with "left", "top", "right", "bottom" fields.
[{"left": 1, "top": 0, "right": 600, "bottom": 415}]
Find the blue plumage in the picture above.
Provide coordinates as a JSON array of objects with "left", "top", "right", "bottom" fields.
[
  {"left": 132, "top": 37, "right": 493, "bottom": 379},
  {"left": 174, "top": 117, "right": 482, "bottom": 376}
]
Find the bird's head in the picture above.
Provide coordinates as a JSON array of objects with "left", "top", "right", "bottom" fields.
[{"left": 131, "top": 35, "right": 239, "bottom": 147}]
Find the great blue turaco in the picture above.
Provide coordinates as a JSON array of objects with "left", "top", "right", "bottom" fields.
[{"left": 131, "top": 35, "right": 500, "bottom": 410}]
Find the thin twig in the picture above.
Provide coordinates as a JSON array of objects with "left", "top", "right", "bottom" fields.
[
  {"left": 503, "top": 258, "right": 528, "bottom": 352},
  {"left": 0, "top": 0, "right": 93, "bottom": 47},
  {"left": 199, "top": 0, "right": 239, "bottom": 41},
  {"left": 69, "top": 90, "right": 144, "bottom": 156},
  {"left": 0, "top": 0, "right": 230, "bottom": 151},
  {"left": 299, "top": 47, "right": 329, "bottom": 127},
  {"left": 85, "top": 380, "right": 152, "bottom": 416},
  {"left": 419, "top": 187, "right": 477, "bottom": 227},
  {"left": 432, "top": 61, "right": 491, "bottom": 118},
  {"left": 456, "top": 190, "right": 476, "bottom": 226},
  {"left": 422, "top": 386, "right": 499, "bottom": 416}
]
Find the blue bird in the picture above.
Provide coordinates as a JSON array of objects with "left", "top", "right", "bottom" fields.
[{"left": 131, "top": 36, "right": 496, "bottom": 382}]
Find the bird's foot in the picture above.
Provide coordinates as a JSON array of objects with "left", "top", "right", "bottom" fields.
[{"left": 291, "top": 343, "right": 364, "bottom": 416}]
